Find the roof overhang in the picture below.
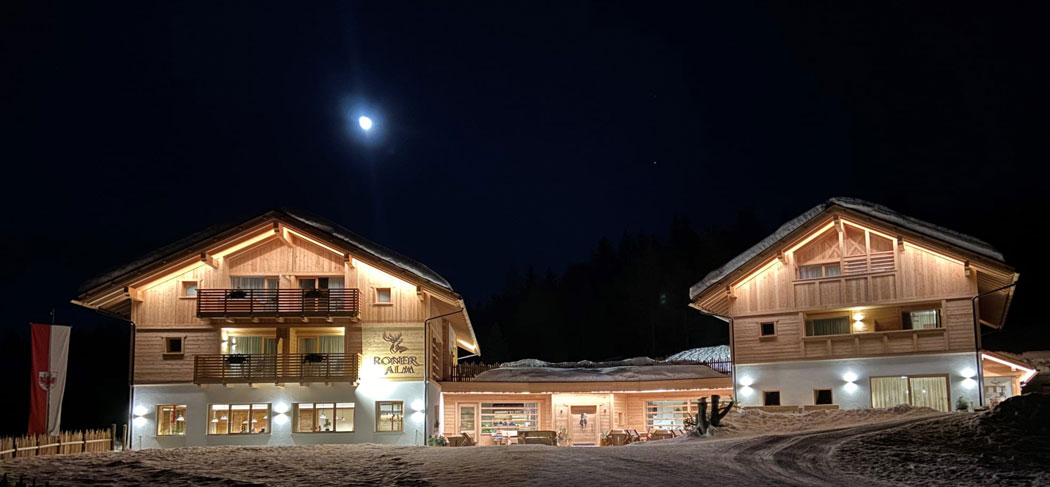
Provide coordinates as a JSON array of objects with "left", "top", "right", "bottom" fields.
[
  {"left": 689, "top": 199, "right": 1017, "bottom": 324},
  {"left": 981, "top": 351, "right": 1037, "bottom": 385}
]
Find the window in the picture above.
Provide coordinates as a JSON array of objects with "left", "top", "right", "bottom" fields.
[
  {"left": 208, "top": 404, "right": 270, "bottom": 435},
  {"left": 645, "top": 400, "right": 691, "bottom": 430},
  {"left": 763, "top": 391, "right": 781, "bottom": 406},
  {"left": 479, "top": 403, "right": 539, "bottom": 434},
  {"left": 164, "top": 337, "right": 184, "bottom": 355},
  {"left": 814, "top": 389, "right": 833, "bottom": 405},
  {"left": 294, "top": 403, "right": 354, "bottom": 433},
  {"left": 760, "top": 322, "right": 776, "bottom": 337},
  {"left": 805, "top": 316, "right": 851, "bottom": 336},
  {"left": 871, "top": 375, "right": 949, "bottom": 413},
  {"left": 376, "top": 401, "right": 404, "bottom": 432},
  {"left": 903, "top": 309, "right": 941, "bottom": 330},
  {"left": 798, "top": 263, "right": 841, "bottom": 279},
  {"left": 376, "top": 288, "right": 392, "bottom": 304},
  {"left": 156, "top": 405, "right": 187, "bottom": 436},
  {"left": 230, "top": 276, "right": 266, "bottom": 289},
  {"left": 180, "top": 281, "right": 198, "bottom": 298}
]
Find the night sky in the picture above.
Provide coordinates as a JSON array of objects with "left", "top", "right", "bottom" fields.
[{"left": 2, "top": 2, "right": 1048, "bottom": 433}]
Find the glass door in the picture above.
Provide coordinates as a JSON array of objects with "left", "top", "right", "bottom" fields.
[{"left": 457, "top": 404, "right": 478, "bottom": 439}]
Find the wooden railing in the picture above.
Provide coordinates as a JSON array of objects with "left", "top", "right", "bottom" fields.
[
  {"left": 197, "top": 288, "right": 360, "bottom": 318},
  {"left": 443, "top": 360, "right": 733, "bottom": 381},
  {"left": 193, "top": 353, "right": 361, "bottom": 384},
  {"left": 444, "top": 363, "right": 502, "bottom": 382}
]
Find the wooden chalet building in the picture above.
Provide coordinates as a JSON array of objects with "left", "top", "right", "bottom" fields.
[
  {"left": 689, "top": 198, "right": 1034, "bottom": 412},
  {"left": 74, "top": 209, "right": 479, "bottom": 448}
]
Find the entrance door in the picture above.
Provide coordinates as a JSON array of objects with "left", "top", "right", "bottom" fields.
[
  {"left": 456, "top": 404, "right": 478, "bottom": 439},
  {"left": 569, "top": 405, "right": 599, "bottom": 446}
]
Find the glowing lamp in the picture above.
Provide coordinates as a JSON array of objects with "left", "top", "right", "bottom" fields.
[
  {"left": 358, "top": 116, "right": 373, "bottom": 130},
  {"left": 843, "top": 372, "right": 858, "bottom": 383},
  {"left": 133, "top": 405, "right": 148, "bottom": 417},
  {"left": 411, "top": 399, "right": 425, "bottom": 412},
  {"left": 739, "top": 376, "right": 754, "bottom": 387}
]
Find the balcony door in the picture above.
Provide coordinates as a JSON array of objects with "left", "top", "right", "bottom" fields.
[
  {"left": 298, "top": 276, "right": 345, "bottom": 313},
  {"left": 456, "top": 404, "right": 478, "bottom": 439}
]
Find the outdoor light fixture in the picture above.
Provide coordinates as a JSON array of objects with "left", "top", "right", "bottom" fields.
[
  {"left": 843, "top": 372, "right": 858, "bottom": 383},
  {"left": 358, "top": 116, "right": 373, "bottom": 131},
  {"left": 274, "top": 414, "right": 289, "bottom": 425},
  {"left": 738, "top": 376, "right": 754, "bottom": 387},
  {"left": 133, "top": 405, "right": 148, "bottom": 417},
  {"left": 273, "top": 403, "right": 289, "bottom": 414},
  {"left": 411, "top": 399, "right": 425, "bottom": 412}
]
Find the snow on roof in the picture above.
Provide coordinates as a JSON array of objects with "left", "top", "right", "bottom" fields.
[
  {"left": 477, "top": 346, "right": 730, "bottom": 382},
  {"left": 689, "top": 197, "right": 1006, "bottom": 301},
  {"left": 473, "top": 363, "right": 726, "bottom": 382},
  {"left": 78, "top": 208, "right": 455, "bottom": 296}
]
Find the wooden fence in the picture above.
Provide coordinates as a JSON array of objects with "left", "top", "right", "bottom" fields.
[{"left": 0, "top": 429, "right": 112, "bottom": 460}]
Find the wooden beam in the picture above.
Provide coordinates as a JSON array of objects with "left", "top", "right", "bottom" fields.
[
  {"left": 123, "top": 286, "right": 143, "bottom": 302},
  {"left": 200, "top": 252, "right": 218, "bottom": 269},
  {"left": 274, "top": 222, "right": 292, "bottom": 247}
]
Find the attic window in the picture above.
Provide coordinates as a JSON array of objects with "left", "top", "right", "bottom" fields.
[
  {"left": 180, "top": 281, "right": 198, "bottom": 298},
  {"left": 376, "top": 288, "right": 392, "bottom": 304}
]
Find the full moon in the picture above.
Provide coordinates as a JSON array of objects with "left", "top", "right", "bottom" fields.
[{"left": 358, "top": 116, "right": 373, "bottom": 131}]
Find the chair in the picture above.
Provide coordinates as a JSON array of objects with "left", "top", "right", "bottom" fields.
[
  {"left": 626, "top": 429, "right": 642, "bottom": 443},
  {"left": 460, "top": 432, "right": 476, "bottom": 446},
  {"left": 608, "top": 432, "right": 630, "bottom": 446},
  {"left": 447, "top": 435, "right": 464, "bottom": 447}
]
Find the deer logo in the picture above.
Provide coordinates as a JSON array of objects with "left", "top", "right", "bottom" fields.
[{"left": 382, "top": 331, "right": 409, "bottom": 354}]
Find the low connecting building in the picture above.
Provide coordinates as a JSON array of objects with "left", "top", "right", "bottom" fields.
[{"left": 688, "top": 198, "right": 1034, "bottom": 412}]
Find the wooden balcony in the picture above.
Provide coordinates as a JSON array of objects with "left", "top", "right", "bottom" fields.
[
  {"left": 193, "top": 353, "right": 361, "bottom": 385},
  {"left": 442, "top": 360, "right": 733, "bottom": 382},
  {"left": 197, "top": 288, "right": 360, "bottom": 319}
]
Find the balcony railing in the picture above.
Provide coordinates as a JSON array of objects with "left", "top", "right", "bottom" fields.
[
  {"left": 193, "top": 353, "right": 361, "bottom": 385},
  {"left": 197, "top": 288, "right": 360, "bottom": 318}
]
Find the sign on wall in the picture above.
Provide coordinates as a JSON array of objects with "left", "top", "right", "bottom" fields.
[{"left": 362, "top": 326, "right": 424, "bottom": 381}]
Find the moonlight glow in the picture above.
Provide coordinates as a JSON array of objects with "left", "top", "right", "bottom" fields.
[{"left": 358, "top": 116, "right": 373, "bottom": 130}]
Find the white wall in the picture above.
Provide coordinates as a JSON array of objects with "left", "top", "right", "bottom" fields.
[
  {"left": 734, "top": 352, "right": 981, "bottom": 410},
  {"left": 131, "top": 381, "right": 432, "bottom": 449}
]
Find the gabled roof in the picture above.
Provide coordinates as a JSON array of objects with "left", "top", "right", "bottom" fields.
[
  {"left": 689, "top": 197, "right": 1009, "bottom": 301},
  {"left": 77, "top": 208, "right": 454, "bottom": 297}
]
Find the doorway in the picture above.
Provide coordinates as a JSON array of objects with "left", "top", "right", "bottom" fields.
[
  {"left": 456, "top": 403, "right": 478, "bottom": 440},
  {"left": 569, "top": 405, "right": 599, "bottom": 446}
]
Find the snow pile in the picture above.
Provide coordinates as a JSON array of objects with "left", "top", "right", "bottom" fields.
[
  {"left": 665, "top": 345, "right": 730, "bottom": 363},
  {"left": 714, "top": 404, "right": 939, "bottom": 437},
  {"left": 836, "top": 393, "right": 1050, "bottom": 486},
  {"left": 473, "top": 364, "right": 725, "bottom": 382}
]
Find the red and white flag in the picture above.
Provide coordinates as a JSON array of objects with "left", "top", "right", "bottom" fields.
[{"left": 29, "top": 323, "right": 71, "bottom": 435}]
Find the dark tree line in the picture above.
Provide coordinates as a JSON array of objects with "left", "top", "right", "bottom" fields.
[{"left": 468, "top": 211, "right": 769, "bottom": 363}]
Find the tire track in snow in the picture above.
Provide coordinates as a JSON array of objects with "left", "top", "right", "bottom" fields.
[{"left": 719, "top": 417, "right": 938, "bottom": 486}]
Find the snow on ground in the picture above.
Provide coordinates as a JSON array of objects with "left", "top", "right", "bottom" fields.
[
  {"left": 3, "top": 396, "right": 1048, "bottom": 486},
  {"left": 836, "top": 393, "right": 1050, "bottom": 486}
]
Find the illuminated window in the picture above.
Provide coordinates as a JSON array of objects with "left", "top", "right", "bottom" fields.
[
  {"left": 156, "top": 405, "right": 187, "bottom": 436},
  {"left": 208, "top": 404, "right": 270, "bottom": 435},
  {"left": 180, "top": 281, "right": 198, "bottom": 298},
  {"left": 376, "top": 401, "right": 403, "bottom": 432},
  {"left": 805, "top": 316, "right": 850, "bottom": 336},
  {"left": 799, "top": 263, "right": 841, "bottom": 279},
  {"left": 903, "top": 309, "right": 941, "bottom": 330},
  {"left": 376, "top": 288, "right": 392, "bottom": 303},
  {"left": 293, "top": 403, "right": 354, "bottom": 433}
]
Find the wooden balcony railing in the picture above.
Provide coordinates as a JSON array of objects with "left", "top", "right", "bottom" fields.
[
  {"left": 193, "top": 353, "right": 361, "bottom": 385},
  {"left": 197, "top": 288, "right": 360, "bottom": 318}
]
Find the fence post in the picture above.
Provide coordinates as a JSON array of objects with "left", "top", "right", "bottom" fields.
[{"left": 110, "top": 424, "right": 117, "bottom": 451}]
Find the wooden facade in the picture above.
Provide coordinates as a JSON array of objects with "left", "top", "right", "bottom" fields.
[
  {"left": 692, "top": 208, "right": 1018, "bottom": 367},
  {"left": 74, "top": 212, "right": 478, "bottom": 387}
]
